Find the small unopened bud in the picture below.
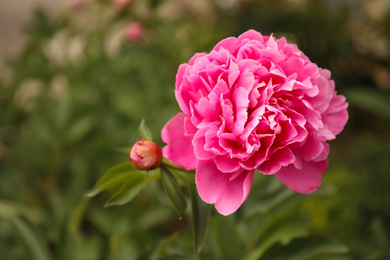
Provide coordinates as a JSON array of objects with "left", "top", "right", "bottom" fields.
[
  {"left": 70, "top": 0, "right": 86, "bottom": 11},
  {"left": 113, "top": 0, "right": 132, "bottom": 9},
  {"left": 125, "top": 22, "right": 143, "bottom": 42},
  {"left": 129, "top": 139, "right": 162, "bottom": 170}
]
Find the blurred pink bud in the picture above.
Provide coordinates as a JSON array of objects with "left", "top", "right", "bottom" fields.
[
  {"left": 113, "top": 0, "right": 132, "bottom": 9},
  {"left": 125, "top": 22, "right": 143, "bottom": 42},
  {"left": 130, "top": 139, "right": 162, "bottom": 170},
  {"left": 70, "top": 0, "right": 86, "bottom": 11}
]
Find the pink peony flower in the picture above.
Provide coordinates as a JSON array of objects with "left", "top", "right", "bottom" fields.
[{"left": 161, "top": 30, "right": 348, "bottom": 215}]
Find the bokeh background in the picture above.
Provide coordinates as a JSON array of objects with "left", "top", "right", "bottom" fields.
[{"left": 1, "top": 0, "right": 390, "bottom": 259}]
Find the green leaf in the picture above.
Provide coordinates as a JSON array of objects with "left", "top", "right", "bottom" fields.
[
  {"left": 244, "top": 188, "right": 294, "bottom": 219},
  {"left": 0, "top": 200, "right": 39, "bottom": 223},
  {"left": 367, "top": 249, "right": 390, "bottom": 260},
  {"left": 57, "top": 220, "right": 74, "bottom": 260},
  {"left": 215, "top": 215, "right": 243, "bottom": 260},
  {"left": 189, "top": 182, "right": 211, "bottom": 255},
  {"left": 68, "top": 197, "right": 89, "bottom": 238},
  {"left": 371, "top": 216, "right": 389, "bottom": 246},
  {"left": 138, "top": 119, "right": 153, "bottom": 140},
  {"left": 67, "top": 115, "right": 95, "bottom": 143},
  {"left": 85, "top": 161, "right": 135, "bottom": 197},
  {"left": 245, "top": 216, "right": 309, "bottom": 260},
  {"left": 104, "top": 172, "right": 146, "bottom": 207},
  {"left": 57, "top": 200, "right": 90, "bottom": 260},
  {"left": 345, "top": 87, "right": 390, "bottom": 120},
  {"left": 160, "top": 166, "right": 187, "bottom": 217},
  {"left": 158, "top": 256, "right": 194, "bottom": 260},
  {"left": 309, "top": 255, "right": 351, "bottom": 260},
  {"left": 259, "top": 236, "right": 348, "bottom": 260},
  {"left": 0, "top": 200, "right": 26, "bottom": 219},
  {"left": 12, "top": 217, "right": 51, "bottom": 260},
  {"left": 150, "top": 231, "right": 182, "bottom": 259}
]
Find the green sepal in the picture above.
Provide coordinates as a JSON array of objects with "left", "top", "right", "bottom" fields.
[{"left": 138, "top": 119, "right": 153, "bottom": 140}]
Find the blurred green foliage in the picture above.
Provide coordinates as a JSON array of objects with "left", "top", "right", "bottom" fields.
[{"left": 0, "top": 0, "right": 390, "bottom": 259}]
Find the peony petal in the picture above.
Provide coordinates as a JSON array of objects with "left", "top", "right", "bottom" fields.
[
  {"left": 237, "top": 29, "right": 264, "bottom": 44},
  {"left": 257, "top": 147, "right": 295, "bottom": 175},
  {"left": 232, "top": 87, "right": 250, "bottom": 136},
  {"left": 193, "top": 125, "right": 217, "bottom": 160},
  {"left": 296, "top": 133, "right": 324, "bottom": 161},
  {"left": 195, "top": 159, "right": 254, "bottom": 215},
  {"left": 184, "top": 116, "right": 198, "bottom": 136},
  {"left": 313, "top": 142, "right": 329, "bottom": 162},
  {"left": 240, "top": 134, "right": 274, "bottom": 170},
  {"left": 305, "top": 76, "right": 331, "bottom": 113},
  {"left": 215, "top": 169, "right": 254, "bottom": 215},
  {"left": 188, "top": 52, "right": 207, "bottom": 66},
  {"left": 275, "top": 159, "right": 328, "bottom": 194},
  {"left": 175, "top": 64, "right": 191, "bottom": 115},
  {"left": 195, "top": 159, "right": 228, "bottom": 204},
  {"left": 281, "top": 57, "right": 305, "bottom": 79},
  {"left": 277, "top": 119, "right": 298, "bottom": 145},
  {"left": 323, "top": 108, "right": 348, "bottom": 138},
  {"left": 192, "top": 93, "right": 220, "bottom": 124},
  {"left": 214, "top": 155, "right": 241, "bottom": 173},
  {"left": 161, "top": 113, "right": 197, "bottom": 170},
  {"left": 213, "top": 37, "right": 237, "bottom": 53},
  {"left": 322, "top": 94, "right": 349, "bottom": 137},
  {"left": 228, "top": 62, "right": 240, "bottom": 88}
]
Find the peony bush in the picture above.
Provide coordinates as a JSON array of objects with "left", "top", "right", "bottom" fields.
[
  {"left": 82, "top": 25, "right": 350, "bottom": 260},
  {"left": 161, "top": 30, "right": 348, "bottom": 215}
]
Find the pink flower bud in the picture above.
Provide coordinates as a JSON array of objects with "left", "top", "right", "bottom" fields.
[
  {"left": 129, "top": 139, "right": 162, "bottom": 170},
  {"left": 125, "top": 22, "right": 143, "bottom": 42},
  {"left": 70, "top": 0, "right": 86, "bottom": 11},
  {"left": 113, "top": 0, "right": 132, "bottom": 9}
]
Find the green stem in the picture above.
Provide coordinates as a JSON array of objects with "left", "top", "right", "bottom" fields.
[{"left": 161, "top": 160, "right": 193, "bottom": 173}]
